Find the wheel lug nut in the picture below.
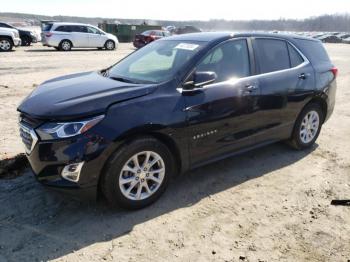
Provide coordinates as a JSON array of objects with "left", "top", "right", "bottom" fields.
[
  {"left": 144, "top": 168, "right": 147, "bottom": 171},
  {"left": 146, "top": 173, "right": 149, "bottom": 177},
  {"left": 141, "top": 179, "right": 145, "bottom": 182},
  {"left": 135, "top": 177, "right": 139, "bottom": 180},
  {"left": 137, "top": 169, "right": 141, "bottom": 173}
]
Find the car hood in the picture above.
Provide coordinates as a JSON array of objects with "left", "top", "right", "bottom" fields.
[
  {"left": 17, "top": 28, "right": 30, "bottom": 33},
  {"left": 18, "top": 71, "right": 156, "bottom": 120},
  {"left": 106, "top": 33, "right": 118, "bottom": 41}
]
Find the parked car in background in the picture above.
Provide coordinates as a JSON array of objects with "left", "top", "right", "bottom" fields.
[
  {"left": 41, "top": 22, "right": 119, "bottom": 51},
  {"left": 165, "top": 26, "right": 176, "bottom": 34},
  {"left": 18, "top": 32, "right": 337, "bottom": 209},
  {"left": 318, "top": 35, "right": 342, "bottom": 43},
  {"left": 0, "top": 27, "right": 21, "bottom": 51},
  {"left": 175, "top": 25, "right": 202, "bottom": 34},
  {"left": 343, "top": 37, "right": 350, "bottom": 44},
  {"left": 338, "top": 33, "right": 350, "bottom": 39},
  {"left": 133, "top": 30, "right": 171, "bottom": 48},
  {"left": 0, "top": 22, "right": 37, "bottom": 46}
]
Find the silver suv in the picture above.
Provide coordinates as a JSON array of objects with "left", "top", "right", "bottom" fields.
[
  {"left": 0, "top": 27, "right": 21, "bottom": 51},
  {"left": 41, "top": 22, "right": 119, "bottom": 51}
]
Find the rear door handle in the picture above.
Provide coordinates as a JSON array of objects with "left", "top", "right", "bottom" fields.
[{"left": 298, "top": 73, "right": 310, "bottom": 80}]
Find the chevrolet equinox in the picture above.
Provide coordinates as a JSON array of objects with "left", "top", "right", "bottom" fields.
[{"left": 18, "top": 32, "right": 337, "bottom": 209}]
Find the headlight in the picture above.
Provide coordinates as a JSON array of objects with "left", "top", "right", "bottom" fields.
[{"left": 36, "top": 115, "right": 104, "bottom": 140}]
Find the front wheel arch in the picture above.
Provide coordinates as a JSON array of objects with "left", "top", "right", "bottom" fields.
[
  {"left": 100, "top": 135, "right": 176, "bottom": 209},
  {"left": 97, "top": 132, "right": 181, "bottom": 200},
  {"left": 104, "top": 40, "right": 116, "bottom": 50}
]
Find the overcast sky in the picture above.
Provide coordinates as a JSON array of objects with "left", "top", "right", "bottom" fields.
[{"left": 2, "top": 0, "right": 350, "bottom": 21}]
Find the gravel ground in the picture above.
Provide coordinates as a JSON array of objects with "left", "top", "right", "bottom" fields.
[{"left": 0, "top": 43, "right": 349, "bottom": 262}]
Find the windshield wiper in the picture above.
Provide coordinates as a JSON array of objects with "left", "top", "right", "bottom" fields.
[{"left": 109, "top": 76, "right": 138, "bottom": 84}]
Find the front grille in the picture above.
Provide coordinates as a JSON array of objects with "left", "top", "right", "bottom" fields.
[
  {"left": 18, "top": 116, "right": 39, "bottom": 154},
  {"left": 19, "top": 124, "right": 33, "bottom": 153},
  {"left": 18, "top": 114, "right": 44, "bottom": 154}
]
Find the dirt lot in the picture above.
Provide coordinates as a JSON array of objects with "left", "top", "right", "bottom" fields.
[{"left": 0, "top": 43, "right": 349, "bottom": 262}]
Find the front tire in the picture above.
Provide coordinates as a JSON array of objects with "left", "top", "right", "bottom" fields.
[
  {"left": 101, "top": 137, "right": 175, "bottom": 209},
  {"left": 105, "top": 40, "right": 115, "bottom": 50},
  {"left": 21, "top": 36, "right": 31, "bottom": 46},
  {"left": 0, "top": 38, "right": 13, "bottom": 52},
  {"left": 288, "top": 103, "right": 324, "bottom": 150}
]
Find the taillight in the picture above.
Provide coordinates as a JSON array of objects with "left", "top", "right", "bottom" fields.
[
  {"left": 45, "top": 32, "right": 53, "bottom": 37},
  {"left": 331, "top": 67, "right": 338, "bottom": 78},
  {"left": 146, "top": 35, "right": 155, "bottom": 42}
]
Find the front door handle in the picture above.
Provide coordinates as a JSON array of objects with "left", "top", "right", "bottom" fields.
[{"left": 245, "top": 84, "right": 258, "bottom": 92}]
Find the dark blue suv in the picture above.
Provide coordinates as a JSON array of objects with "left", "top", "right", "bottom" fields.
[{"left": 18, "top": 32, "right": 337, "bottom": 209}]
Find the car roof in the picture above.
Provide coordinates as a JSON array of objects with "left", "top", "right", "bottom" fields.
[
  {"left": 52, "top": 22, "right": 96, "bottom": 27},
  {"left": 162, "top": 32, "right": 319, "bottom": 43}
]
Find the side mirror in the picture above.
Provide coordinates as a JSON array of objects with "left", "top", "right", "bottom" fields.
[{"left": 184, "top": 71, "right": 217, "bottom": 89}]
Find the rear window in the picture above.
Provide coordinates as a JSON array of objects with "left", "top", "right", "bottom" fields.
[
  {"left": 255, "top": 39, "right": 290, "bottom": 74},
  {"left": 294, "top": 39, "right": 331, "bottom": 64},
  {"left": 42, "top": 23, "right": 53, "bottom": 32}
]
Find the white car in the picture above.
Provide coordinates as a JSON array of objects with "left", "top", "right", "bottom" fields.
[
  {"left": 41, "top": 22, "right": 119, "bottom": 51},
  {"left": 0, "top": 27, "right": 21, "bottom": 51}
]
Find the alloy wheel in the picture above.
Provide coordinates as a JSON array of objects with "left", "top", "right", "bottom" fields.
[
  {"left": 61, "top": 41, "right": 71, "bottom": 51},
  {"left": 106, "top": 41, "right": 115, "bottom": 50},
  {"left": 0, "top": 40, "right": 11, "bottom": 51},
  {"left": 299, "top": 110, "right": 320, "bottom": 144},
  {"left": 119, "top": 151, "right": 165, "bottom": 201}
]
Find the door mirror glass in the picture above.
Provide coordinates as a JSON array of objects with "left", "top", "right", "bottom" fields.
[{"left": 185, "top": 71, "right": 217, "bottom": 88}]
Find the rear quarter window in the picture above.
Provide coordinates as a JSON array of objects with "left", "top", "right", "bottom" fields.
[
  {"left": 294, "top": 39, "right": 331, "bottom": 64},
  {"left": 288, "top": 43, "right": 304, "bottom": 67}
]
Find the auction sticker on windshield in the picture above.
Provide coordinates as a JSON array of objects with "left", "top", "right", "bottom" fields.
[{"left": 175, "top": 43, "right": 199, "bottom": 50}]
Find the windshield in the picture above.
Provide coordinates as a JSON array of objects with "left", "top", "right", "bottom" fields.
[{"left": 107, "top": 40, "right": 205, "bottom": 84}]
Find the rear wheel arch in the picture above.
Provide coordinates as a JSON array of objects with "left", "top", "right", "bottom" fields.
[
  {"left": 304, "top": 97, "right": 327, "bottom": 123},
  {"left": 59, "top": 39, "right": 73, "bottom": 50}
]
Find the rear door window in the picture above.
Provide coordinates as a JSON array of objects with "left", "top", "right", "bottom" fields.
[
  {"left": 55, "top": 26, "right": 71, "bottom": 32},
  {"left": 255, "top": 39, "right": 290, "bottom": 74},
  {"left": 71, "top": 26, "right": 88, "bottom": 33},
  {"left": 196, "top": 39, "right": 250, "bottom": 82}
]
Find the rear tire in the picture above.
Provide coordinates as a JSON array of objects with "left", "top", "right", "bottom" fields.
[
  {"left": 0, "top": 38, "right": 13, "bottom": 52},
  {"left": 101, "top": 137, "right": 175, "bottom": 209},
  {"left": 288, "top": 103, "right": 324, "bottom": 150},
  {"left": 105, "top": 40, "right": 115, "bottom": 50},
  {"left": 59, "top": 40, "right": 72, "bottom": 51}
]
